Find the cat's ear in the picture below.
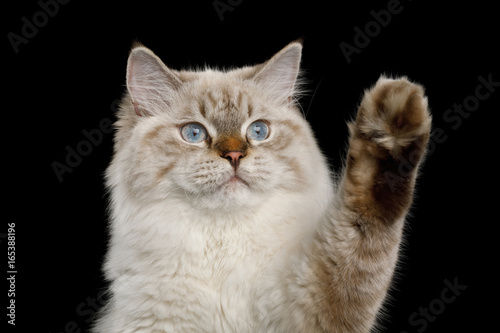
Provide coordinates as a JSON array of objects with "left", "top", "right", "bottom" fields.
[
  {"left": 126, "top": 45, "right": 182, "bottom": 116},
  {"left": 253, "top": 41, "right": 302, "bottom": 103}
]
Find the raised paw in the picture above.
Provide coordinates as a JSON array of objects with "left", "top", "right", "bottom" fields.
[
  {"left": 343, "top": 76, "right": 432, "bottom": 223},
  {"left": 352, "top": 76, "right": 432, "bottom": 159}
]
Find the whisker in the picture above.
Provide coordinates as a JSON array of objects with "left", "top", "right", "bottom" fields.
[{"left": 303, "top": 74, "right": 326, "bottom": 119}]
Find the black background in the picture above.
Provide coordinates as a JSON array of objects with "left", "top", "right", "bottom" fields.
[{"left": 4, "top": 0, "right": 499, "bottom": 332}]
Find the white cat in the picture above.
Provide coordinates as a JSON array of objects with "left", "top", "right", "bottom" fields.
[{"left": 93, "top": 41, "right": 431, "bottom": 332}]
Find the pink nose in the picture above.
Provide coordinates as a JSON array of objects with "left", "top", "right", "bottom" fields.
[{"left": 222, "top": 151, "right": 245, "bottom": 169}]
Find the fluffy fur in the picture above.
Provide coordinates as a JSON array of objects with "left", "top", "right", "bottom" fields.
[{"left": 93, "top": 41, "right": 431, "bottom": 332}]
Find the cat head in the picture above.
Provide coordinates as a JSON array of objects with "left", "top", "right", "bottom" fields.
[{"left": 107, "top": 41, "right": 328, "bottom": 211}]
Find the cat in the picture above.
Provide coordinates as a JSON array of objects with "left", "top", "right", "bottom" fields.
[{"left": 93, "top": 40, "right": 431, "bottom": 333}]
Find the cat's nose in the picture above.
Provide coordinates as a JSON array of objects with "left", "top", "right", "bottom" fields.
[{"left": 222, "top": 151, "right": 245, "bottom": 169}]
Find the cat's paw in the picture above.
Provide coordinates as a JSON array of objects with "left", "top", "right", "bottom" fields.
[
  {"left": 343, "top": 77, "right": 432, "bottom": 221},
  {"left": 352, "top": 76, "right": 432, "bottom": 159}
]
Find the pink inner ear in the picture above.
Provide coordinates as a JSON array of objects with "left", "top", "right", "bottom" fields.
[
  {"left": 132, "top": 101, "right": 142, "bottom": 117},
  {"left": 132, "top": 100, "right": 147, "bottom": 117}
]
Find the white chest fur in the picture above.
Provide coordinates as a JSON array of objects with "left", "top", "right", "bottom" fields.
[{"left": 103, "top": 189, "right": 325, "bottom": 332}]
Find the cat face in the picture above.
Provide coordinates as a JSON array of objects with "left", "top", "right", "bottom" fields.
[{"left": 110, "top": 42, "right": 321, "bottom": 210}]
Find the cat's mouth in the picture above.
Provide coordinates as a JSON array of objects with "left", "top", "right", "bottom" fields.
[{"left": 227, "top": 174, "right": 249, "bottom": 187}]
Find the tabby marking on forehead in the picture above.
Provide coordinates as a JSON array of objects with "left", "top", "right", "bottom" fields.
[
  {"left": 205, "top": 89, "right": 218, "bottom": 110},
  {"left": 246, "top": 99, "right": 254, "bottom": 118},
  {"left": 198, "top": 99, "right": 207, "bottom": 118},
  {"left": 206, "top": 81, "right": 250, "bottom": 110}
]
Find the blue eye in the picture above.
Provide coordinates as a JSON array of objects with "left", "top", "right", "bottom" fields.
[
  {"left": 247, "top": 120, "right": 269, "bottom": 141},
  {"left": 181, "top": 123, "right": 208, "bottom": 143}
]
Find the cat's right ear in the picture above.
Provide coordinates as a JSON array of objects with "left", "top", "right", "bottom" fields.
[{"left": 126, "top": 45, "right": 182, "bottom": 116}]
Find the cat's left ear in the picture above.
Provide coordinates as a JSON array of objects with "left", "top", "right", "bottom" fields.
[
  {"left": 253, "top": 41, "right": 302, "bottom": 103},
  {"left": 126, "top": 45, "right": 182, "bottom": 116}
]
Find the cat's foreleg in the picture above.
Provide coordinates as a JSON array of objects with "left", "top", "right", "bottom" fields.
[
  {"left": 322, "top": 76, "right": 431, "bottom": 331},
  {"left": 264, "top": 77, "right": 432, "bottom": 332}
]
